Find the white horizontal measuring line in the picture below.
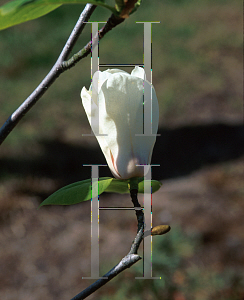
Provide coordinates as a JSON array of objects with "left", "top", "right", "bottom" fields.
[
  {"left": 99, "top": 64, "right": 143, "bottom": 67},
  {"left": 99, "top": 207, "right": 144, "bottom": 210}
]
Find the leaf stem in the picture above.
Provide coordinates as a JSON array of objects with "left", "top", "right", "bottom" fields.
[
  {"left": 130, "top": 188, "right": 144, "bottom": 233},
  {"left": 70, "top": 188, "right": 146, "bottom": 300}
]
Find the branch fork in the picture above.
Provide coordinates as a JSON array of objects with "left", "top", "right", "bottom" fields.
[{"left": 0, "top": 5, "right": 125, "bottom": 145}]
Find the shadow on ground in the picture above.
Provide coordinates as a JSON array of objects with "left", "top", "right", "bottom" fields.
[
  {"left": 0, "top": 123, "right": 243, "bottom": 300},
  {"left": 1, "top": 123, "right": 243, "bottom": 185}
]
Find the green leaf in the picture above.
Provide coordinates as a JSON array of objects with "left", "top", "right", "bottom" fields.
[
  {"left": 0, "top": 0, "right": 117, "bottom": 31},
  {"left": 138, "top": 179, "right": 162, "bottom": 194},
  {"left": 104, "top": 178, "right": 129, "bottom": 194},
  {"left": 39, "top": 177, "right": 113, "bottom": 206},
  {"left": 39, "top": 177, "right": 162, "bottom": 207},
  {"left": 104, "top": 178, "right": 162, "bottom": 194}
]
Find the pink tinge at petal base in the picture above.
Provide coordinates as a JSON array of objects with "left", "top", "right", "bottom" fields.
[{"left": 110, "top": 149, "right": 121, "bottom": 179}]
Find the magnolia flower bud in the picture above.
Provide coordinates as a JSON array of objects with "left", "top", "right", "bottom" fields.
[{"left": 81, "top": 66, "right": 159, "bottom": 180}]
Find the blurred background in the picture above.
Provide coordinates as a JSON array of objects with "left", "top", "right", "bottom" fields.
[{"left": 0, "top": 0, "right": 243, "bottom": 299}]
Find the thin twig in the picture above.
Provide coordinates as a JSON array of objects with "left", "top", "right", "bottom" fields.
[
  {"left": 61, "top": 13, "right": 125, "bottom": 71},
  {"left": 129, "top": 225, "right": 144, "bottom": 255},
  {"left": 130, "top": 188, "right": 144, "bottom": 233},
  {"left": 0, "top": 7, "right": 125, "bottom": 146},
  {"left": 129, "top": 188, "right": 145, "bottom": 254},
  {"left": 70, "top": 189, "right": 145, "bottom": 300}
]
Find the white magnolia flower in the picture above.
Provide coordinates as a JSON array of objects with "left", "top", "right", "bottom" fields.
[{"left": 81, "top": 66, "right": 159, "bottom": 179}]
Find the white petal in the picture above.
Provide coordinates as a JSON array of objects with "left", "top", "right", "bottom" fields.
[
  {"left": 81, "top": 86, "right": 120, "bottom": 177},
  {"left": 92, "top": 71, "right": 110, "bottom": 94},
  {"left": 91, "top": 70, "right": 129, "bottom": 103},
  {"left": 131, "top": 66, "right": 146, "bottom": 80},
  {"left": 105, "top": 69, "right": 129, "bottom": 75},
  {"left": 99, "top": 72, "right": 158, "bottom": 179},
  {"left": 81, "top": 87, "right": 92, "bottom": 121},
  {"left": 81, "top": 68, "right": 159, "bottom": 180}
]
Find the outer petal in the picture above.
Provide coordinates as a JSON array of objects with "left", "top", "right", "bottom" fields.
[
  {"left": 104, "top": 69, "right": 129, "bottom": 75},
  {"left": 99, "top": 72, "right": 159, "bottom": 179},
  {"left": 81, "top": 86, "right": 118, "bottom": 177},
  {"left": 81, "top": 67, "right": 159, "bottom": 180},
  {"left": 91, "top": 69, "right": 129, "bottom": 104},
  {"left": 131, "top": 66, "right": 146, "bottom": 80}
]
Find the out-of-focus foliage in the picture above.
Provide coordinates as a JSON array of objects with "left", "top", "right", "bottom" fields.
[
  {"left": 0, "top": 1, "right": 243, "bottom": 299},
  {"left": 0, "top": 0, "right": 242, "bottom": 154}
]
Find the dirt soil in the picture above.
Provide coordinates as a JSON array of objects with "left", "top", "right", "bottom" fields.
[{"left": 0, "top": 154, "right": 243, "bottom": 299}]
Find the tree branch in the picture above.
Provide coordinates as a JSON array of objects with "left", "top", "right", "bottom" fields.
[
  {"left": 0, "top": 4, "right": 95, "bottom": 145},
  {"left": 0, "top": 6, "right": 125, "bottom": 146},
  {"left": 70, "top": 254, "right": 141, "bottom": 300},
  {"left": 70, "top": 185, "right": 171, "bottom": 300},
  {"left": 61, "top": 13, "right": 125, "bottom": 71}
]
